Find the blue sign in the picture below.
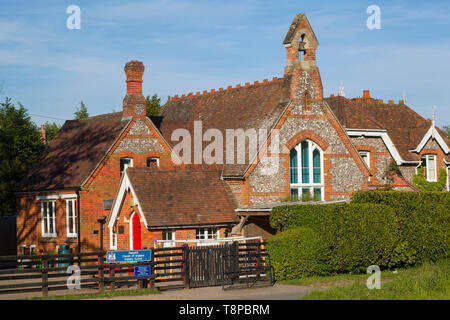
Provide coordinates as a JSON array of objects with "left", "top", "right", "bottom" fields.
[
  {"left": 134, "top": 265, "right": 151, "bottom": 277},
  {"left": 106, "top": 250, "right": 152, "bottom": 263}
]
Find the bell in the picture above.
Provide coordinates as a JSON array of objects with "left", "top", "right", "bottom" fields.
[{"left": 298, "top": 40, "right": 306, "bottom": 51}]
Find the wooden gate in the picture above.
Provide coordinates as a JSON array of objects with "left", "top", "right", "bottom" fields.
[
  {"left": 185, "top": 241, "right": 272, "bottom": 289},
  {"left": 186, "top": 243, "right": 237, "bottom": 288}
]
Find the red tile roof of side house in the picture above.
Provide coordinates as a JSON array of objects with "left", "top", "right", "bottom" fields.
[
  {"left": 325, "top": 95, "right": 450, "bottom": 163},
  {"left": 124, "top": 167, "right": 238, "bottom": 228},
  {"left": 16, "top": 112, "right": 130, "bottom": 192}
]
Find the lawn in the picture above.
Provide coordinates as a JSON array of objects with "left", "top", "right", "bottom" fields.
[
  {"left": 291, "top": 259, "right": 450, "bottom": 300},
  {"left": 29, "top": 287, "right": 161, "bottom": 300}
]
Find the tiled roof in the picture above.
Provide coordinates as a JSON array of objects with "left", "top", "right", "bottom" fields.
[
  {"left": 325, "top": 96, "right": 450, "bottom": 162},
  {"left": 17, "top": 112, "right": 129, "bottom": 192},
  {"left": 126, "top": 167, "right": 238, "bottom": 228},
  {"left": 159, "top": 77, "right": 290, "bottom": 176}
]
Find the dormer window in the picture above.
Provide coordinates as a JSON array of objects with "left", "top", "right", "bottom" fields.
[
  {"left": 420, "top": 155, "right": 437, "bottom": 182},
  {"left": 120, "top": 157, "right": 133, "bottom": 176}
]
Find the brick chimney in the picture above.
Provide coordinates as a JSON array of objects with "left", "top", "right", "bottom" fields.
[
  {"left": 123, "top": 60, "right": 146, "bottom": 119},
  {"left": 363, "top": 90, "right": 371, "bottom": 99}
]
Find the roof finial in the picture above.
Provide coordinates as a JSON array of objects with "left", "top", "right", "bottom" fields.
[
  {"left": 338, "top": 81, "right": 345, "bottom": 97},
  {"left": 432, "top": 105, "right": 436, "bottom": 127}
]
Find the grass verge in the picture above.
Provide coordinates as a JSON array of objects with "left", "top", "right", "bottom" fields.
[
  {"left": 297, "top": 259, "right": 449, "bottom": 300},
  {"left": 29, "top": 288, "right": 160, "bottom": 300}
]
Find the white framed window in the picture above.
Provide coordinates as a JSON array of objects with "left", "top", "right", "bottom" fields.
[
  {"left": 110, "top": 225, "right": 117, "bottom": 250},
  {"left": 196, "top": 228, "right": 219, "bottom": 240},
  {"left": 66, "top": 199, "right": 77, "bottom": 237},
  {"left": 162, "top": 229, "right": 175, "bottom": 241},
  {"left": 289, "top": 140, "right": 324, "bottom": 201},
  {"left": 359, "top": 151, "right": 370, "bottom": 169},
  {"left": 162, "top": 229, "right": 175, "bottom": 248},
  {"left": 147, "top": 157, "right": 160, "bottom": 168},
  {"left": 120, "top": 157, "right": 133, "bottom": 176},
  {"left": 421, "top": 155, "right": 437, "bottom": 182},
  {"left": 41, "top": 200, "right": 56, "bottom": 237}
]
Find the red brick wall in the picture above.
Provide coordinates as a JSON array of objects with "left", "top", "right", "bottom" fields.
[{"left": 16, "top": 191, "right": 78, "bottom": 254}]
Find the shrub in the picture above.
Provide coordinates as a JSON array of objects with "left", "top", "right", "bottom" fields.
[
  {"left": 266, "top": 227, "right": 331, "bottom": 281},
  {"left": 270, "top": 203, "right": 399, "bottom": 273},
  {"left": 352, "top": 190, "right": 450, "bottom": 264},
  {"left": 413, "top": 167, "right": 447, "bottom": 191}
]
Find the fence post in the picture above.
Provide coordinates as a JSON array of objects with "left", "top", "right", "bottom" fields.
[
  {"left": 110, "top": 267, "right": 115, "bottom": 291},
  {"left": 183, "top": 244, "right": 190, "bottom": 289},
  {"left": 41, "top": 256, "right": 48, "bottom": 297},
  {"left": 149, "top": 249, "right": 155, "bottom": 289},
  {"left": 98, "top": 252, "right": 104, "bottom": 293},
  {"left": 256, "top": 239, "right": 261, "bottom": 280}
]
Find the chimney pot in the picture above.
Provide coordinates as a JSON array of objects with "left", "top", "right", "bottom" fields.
[
  {"left": 388, "top": 100, "right": 394, "bottom": 105},
  {"left": 363, "top": 90, "right": 371, "bottom": 99}
]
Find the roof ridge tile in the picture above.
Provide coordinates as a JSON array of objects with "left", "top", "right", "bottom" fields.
[{"left": 168, "top": 76, "right": 283, "bottom": 101}]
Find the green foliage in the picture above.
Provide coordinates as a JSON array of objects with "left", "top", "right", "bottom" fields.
[
  {"left": 43, "top": 122, "right": 60, "bottom": 142},
  {"left": 74, "top": 101, "right": 89, "bottom": 119},
  {"left": 266, "top": 227, "right": 331, "bottom": 280},
  {"left": 146, "top": 94, "right": 162, "bottom": 116},
  {"left": 269, "top": 203, "right": 399, "bottom": 273},
  {"left": 443, "top": 125, "right": 450, "bottom": 138},
  {"left": 352, "top": 190, "right": 450, "bottom": 265},
  {"left": 413, "top": 167, "right": 447, "bottom": 191},
  {"left": 300, "top": 259, "right": 450, "bottom": 300},
  {"left": 0, "top": 98, "right": 45, "bottom": 216}
]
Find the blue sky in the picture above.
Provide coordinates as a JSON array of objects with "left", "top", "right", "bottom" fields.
[{"left": 1, "top": 0, "right": 449, "bottom": 127}]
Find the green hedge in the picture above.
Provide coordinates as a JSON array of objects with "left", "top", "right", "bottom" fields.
[
  {"left": 269, "top": 203, "right": 399, "bottom": 273},
  {"left": 352, "top": 191, "right": 450, "bottom": 264},
  {"left": 266, "top": 227, "right": 331, "bottom": 280}
]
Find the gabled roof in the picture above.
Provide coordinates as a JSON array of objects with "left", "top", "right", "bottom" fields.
[
  {"left": 108, "top": 167, "right": 238, "bottom": 229},
  {"left": 159, "top": 78, "right": 291, "bottom": 177},
  {"left": 325, "top": 96, "right": 450, "bottom": 163},
  {"left": 17, "top": 112, "right": 130, "bottom": 192}
]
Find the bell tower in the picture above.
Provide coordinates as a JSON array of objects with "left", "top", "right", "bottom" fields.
[{"left": 283, "top": 14, "right": 323, "bottom": 103}]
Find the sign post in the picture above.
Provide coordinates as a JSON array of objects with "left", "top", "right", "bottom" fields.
[{"left": 106, "top": 250, "right": 152, "bottom": 288}]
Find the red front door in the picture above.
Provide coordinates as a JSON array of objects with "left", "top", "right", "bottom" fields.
[{"left": 131, "top": 213, "right": 141, "bottom": 250}]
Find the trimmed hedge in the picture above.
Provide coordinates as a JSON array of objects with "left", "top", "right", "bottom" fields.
[
  {"left": 352, "top": 191, "right": 450, "bottom": 264},
  {"left": 269, "top": 203, "right": 399, "bottom": 273},
  {"left": 266, "top": 227, "right": 331, "bottom": 280}
]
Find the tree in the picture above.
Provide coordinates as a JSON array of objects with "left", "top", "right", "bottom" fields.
[
  {"left": 443, "top": 125, "right": 450, "bottom": 138},
  {"left": 74, "top": 101, "right": 89, "bottom": 119},
  {"left": 146, "top": 94, "right": 162, "bottom": 116},
  {"left": 0, "top": 98, "right": 45, "bottom": 216},
  {"left": 44, "top": 122, "right": 61, "bottom": 142}
]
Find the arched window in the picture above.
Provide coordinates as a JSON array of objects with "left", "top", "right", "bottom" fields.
[{"left": 289, "top": 140, "right": 324, "bottom": 201}]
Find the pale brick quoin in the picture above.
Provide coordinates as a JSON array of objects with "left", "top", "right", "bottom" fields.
[{"left": 15, "top": 13, "right": 450, "bottom": 254}]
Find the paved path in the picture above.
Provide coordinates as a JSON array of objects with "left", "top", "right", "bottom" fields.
[
  {"left": 98, "top": 284, "right": 317, "bottom": 300},
  {"left": 0, "top": 283, "right": 317, "bottom": 300}
]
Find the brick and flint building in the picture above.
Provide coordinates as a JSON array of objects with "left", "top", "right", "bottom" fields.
[{"left": 15, "top": 14, "right": 450, "bottom": 254}]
